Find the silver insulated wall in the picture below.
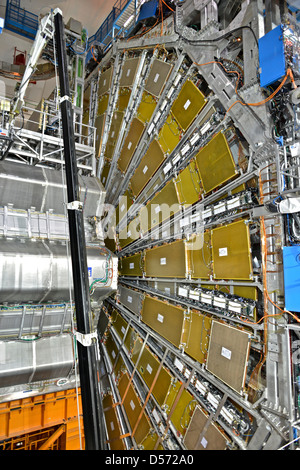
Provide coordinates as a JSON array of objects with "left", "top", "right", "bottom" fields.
[{"left": 0, "top": 160, "right": 118, "bottom": 393}]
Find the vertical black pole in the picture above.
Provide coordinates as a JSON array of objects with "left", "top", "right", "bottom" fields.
[{"left": 54, "top": 11, "right": 105, "bottom": 450}]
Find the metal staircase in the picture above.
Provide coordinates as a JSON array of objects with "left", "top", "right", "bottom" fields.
[{"left": 88, "top": 0, "right": 144, "bottom": 51}]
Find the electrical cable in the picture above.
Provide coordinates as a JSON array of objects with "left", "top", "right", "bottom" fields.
[{"left": 226, "top": 68, "right": 297, "bottom": 115}]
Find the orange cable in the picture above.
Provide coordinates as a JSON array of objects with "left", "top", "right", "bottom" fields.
[
  {"left": 225, "top": 68, "right": 296, "bottom": 114},
  {"left": 161, "top": 0, "right": 174, "bottom": 12}
]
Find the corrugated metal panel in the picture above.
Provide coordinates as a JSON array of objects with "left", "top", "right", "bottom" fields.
[
  {"left": 206, "top": 321, "right": 251, "bottom": 393},
  {"left": 211, "top": 219, "right": 253, "bottom": 280},
  {"left": 184, "top": 406, "right": 228, "bottom": 450},
  {"left": 118, "top": 285, "right": 143, "bottom": 316},
  {"left": 144, "top": 59, "right": 173, "bottom": 98}
]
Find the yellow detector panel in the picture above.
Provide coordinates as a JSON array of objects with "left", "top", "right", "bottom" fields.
[
  {"left": 171, "top": 80, "right": 206, "bottom": 131},
  {"left": 104, "top": 111, "right": 124, "bottom": 159},
  {"left": 118, "top": 216, "right": 140, "bottom": 249},
  {"left": 137, "top": 92, "right": 157, "bottom": 124},
  {"left": 104, "top": 332, "right": 125, "bottom": 377},
  {"left": 94, "top": 114, "right": 105, "bottom": 158},
  {"left": 140, "top": 432, "right": 164, "bottom": 450},
  {"left": 118, "top": 118, "right": 145, "bottom": 173},
  {"left": 157, "top": 113, "right": 181, "bottom": 155},
  {"left": 144, "top": 59, "right": 173, "bottom": 98},
  {"left": 103, "top": 394, "right": 125, "bottom": 450},
  {"left": 131, "top": 339, "right": 173, "bottom": 407},
  {"left": 141, "top": 296, "right": 186, "bottom": 349},
  {"left": 116, "top": 190, "right": 134, "bottom": 226},
  {"left": 211, "top": 219, "right": 253, "bottom": 280},
  {"left": 174, "top": 159, "right": 202, "bottom": 206},
  {"left": 184, "top": 406, "right": 228, "bottom": 450},
  {"left": 195, "top": 132, "right": 238, "bottom": 194},
  {"left": 97, "top": 93, "right": 109, "bottom": 116},
  {"left": 139, "top": 180, "right": 180, "bottom": 234},
  {"left": 186, "top": 231, "right": 212, "bottom": 279},
  {"left": 119, "top": 57, "right": 141, "bottom": 87},
  {"left": 119, "top": 252, "right": 144, "bottom": 277},
  {"left": 104, "top": 235, "right": 116, "bottom": 254},
  {"left": 144, "top": 239, "right": 186, "bottom": 278},
  {"left": 130, "top": 139, "right": 165, "bottom": 197},
  {"left": 206, "top": 321, "right": 251, "bottom": 394},
  {"left": 117, "top": 372, "right": 151, "bottom": 445},
  {"left": 100, "top": 159, "right": 110, "bottom": 186},
  {"left": 98, "top": 67, "right": 113, "bottom": 96},
  {"left": 163, "top": 380, "right": 196, "bottom": 437},
  {"left": 116, "top": 87, "right": 131, "bottom": 112},
  {"left": 111, "top": 310, "right": 135, "bottom": 352},
  {"left": 182, "top": 310, "right": 211, "bottom": 364}
]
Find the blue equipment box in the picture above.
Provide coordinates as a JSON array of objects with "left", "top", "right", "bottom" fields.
[
  {"left": 258, "top": 24, "right": 286, "bottom": 88},
  {"left": 283, "top": 245, "right": 300, "bottom": 312},
  {"left": 137, "top": 0, "right": 158, "bottom": 22}
]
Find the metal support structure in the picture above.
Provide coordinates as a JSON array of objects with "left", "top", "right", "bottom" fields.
[{"left": 54, "top": 11, "right": 106, "bottom": 450}]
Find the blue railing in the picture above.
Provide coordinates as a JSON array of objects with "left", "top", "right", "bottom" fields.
[
  {"left": 5, "top": 0, "right": 38, "bottom": 40},
  {"left": 88, "top": 0, "right": 135, "bottom": 50}
]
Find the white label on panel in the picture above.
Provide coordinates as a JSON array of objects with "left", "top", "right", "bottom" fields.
[
  {"left": 143, "top": 165, "right": 148, "bottom": 174},
  {"left": 111, "top": 131, "right": 115, "bottom": 138},
  {"left": 110, "top": 421, "right": 114, "bottom": 431},
  {"left": 127, "top": 295, "right": 132, "bottom": 303},
  {"left": 112, "top": 350, "right": 116, "bottom": 358},
  {"left": 103, "top": 79, "right": 106, "bottom": 86},
  {"left": 155, "top": 205, "right": 161, "bottom": 214},
  {"left": 127, "top": 141, "right": 132, "bottom": 149},
  {"left": 157, "top": 314, "right": 164, "bottom": 323},
  {"left": 219, "top": 247, "right": 228, "bottom": 257},
  {"left": 127, "top": 230, "right": 131, "bottom": 237},
  {"left": 129, "top": 262, "right": 134, "bottom": 269},
  {"left": 120, "top": 204, "right": 125, "bottom": 213},
  {"left": 121, "top": 326, "right": 126, "bottom": 335},
  {"left": 160, "top": 257, "right": 167, "bottom": 265},
  {"left": 201, "top": 437, "right": 208, "bottom": 449},
  {"left": 126, "top": 69, "right": 131, "bottom": 77},
  {"left": 146, "top": 364, "right": 153, "bottom": 374},
  {"left": 154, "top": 73, "right": 160, "bottom": 83},
  {"left": 221, "top": 346, "right": 232, "bottom": 360},
  {"left": 184, "top": 99, "right": 191, "bottom": 110},
  {"left": 130, "top": 400, "right": 135, "bottom": 410}
]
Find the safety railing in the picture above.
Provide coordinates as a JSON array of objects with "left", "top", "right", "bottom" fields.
[
  {"left": 88, "top": 0, "right": 136, "bottom": 50},
  {"left": 4, "top": 0, "right": 38, "bottom": 40}
]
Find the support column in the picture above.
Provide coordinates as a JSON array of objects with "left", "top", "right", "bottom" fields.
[{"left": 54, "top": 11, "right": 106, "bottom": 450}]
